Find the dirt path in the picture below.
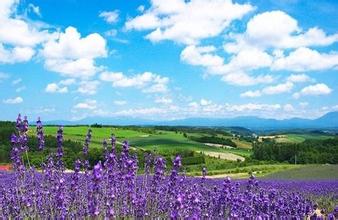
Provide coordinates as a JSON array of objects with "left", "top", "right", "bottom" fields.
[{"left": 197, "top": 151, "right": 245, "bottom": 161}]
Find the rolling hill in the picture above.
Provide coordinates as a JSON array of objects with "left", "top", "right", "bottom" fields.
[{"left": 40, "top": 111, "right": 338, "bottom": 130}]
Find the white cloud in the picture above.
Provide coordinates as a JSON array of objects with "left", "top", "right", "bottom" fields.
[
  {"left": 126, "top": 0, "right": 253, "bottom": 44},
  {"left": 42, "top": 27, "right": 107, "bottom": 78},
  {"left": 221, "top": 72, "right": 274, "bottom": 86},
  {"left": 59, "top": 78, "right": 76, "bottom": 86},
  {"left": 200, "top": 99, "right": 212, "bottom": 106},
  {"left": 225, "top": 103, "right": 281, "bottom": 112},
  {"left": 28, "top": 3, "right": 41, "bottom": 17},
  {"left": 180, "top": 45, "right": 224, "bottom": 69},
  {"left": 293, "top": 83, "right": 332, "bottom": 99},
  {"left": 180, "top": 45, "right": 274, "bottom": 86},
  {"left": 45, "top": 83, "right": 68, "bottom": 93},
  {"left": 155, "top": 97, "right": 173, "bottom": 105},
  {"left": 283, "top": 104, "right": 294, "bottom": 112},
  {"left": 15, "top": 86, "right": 26, "bottom": 92},
  {"left": 115, "top": 106, "right": 180, "bottom": 117},
  {"left": 0, "top": 0, "right": 53, "bottom": 63},
  {"left": 114, "top": 100, "right": 127, "bottom": 106},
  {"left": 99, "top": 10, "right": 119, "bottom": 24},
  {"left": 77, "top": 80, "right": 100, "bottom": 95},
  {"left": 35, "top": 107, "right": 56, "bottom": 113},
  {"left": 262, "top": 82, "right": 293, "bottom": 95},
  {"left": 240, "top": 90, "right": 261, "bottom": 98},
  {"left": 273, "top": 47, "right": 338, "bottom": 72},
  {"left": 100, "top": 71, "right": 169, "bottom": 93},
  {"left": 0, "top": 44, "right": 35, "bottom": 63},
  {"left": 73, "top": 99, "right": 97, "bottom": 110},
  {"left": 286, "top": 74, "right": 311, "bottom": 83},
  {"left": 224, "top": 11, "right": 338, "bottom": 53},
  {"left": 3, "top": 96, "right": 23, "bottom": 104},
  {"left": 240, "top": 74, "right": 314, "bottom": 98},
  {"left": 12, "top": 78, "right": 22, "bottom": 85},
  {"left": 299, "top": 102, "right": 308, "bottom": 108},
  {"left": 222, "top": 48, "right": 273, "bottom": 73},
  {"left": 220, "top": 10, "right": 338, "bottom": 83}
]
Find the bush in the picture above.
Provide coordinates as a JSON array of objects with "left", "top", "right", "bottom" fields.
[{"left": 182, "top": 156, "right": 205, "bottom": 166}]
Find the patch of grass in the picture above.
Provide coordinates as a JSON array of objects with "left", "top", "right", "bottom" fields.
[
  {"left": 41, "top": 127, "right": 251, "bottom": 157},
  {"left": 275, "top": 134, "right": 333, "bottom": 143},
  {"left": 187, "top": 164, "right": 301, "bottom": 178},
  {"left": 262, "top": 164, "right": 338, "bottom": 180}
]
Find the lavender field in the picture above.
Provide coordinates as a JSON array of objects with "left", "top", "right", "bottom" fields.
[{"left": 0, "top": 115, "right": 337, "bottom": 219}]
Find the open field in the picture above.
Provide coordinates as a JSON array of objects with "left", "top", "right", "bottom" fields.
[
  {"left": 40, "top": 126, "right": 252, "bottom": 157},
  {"left": 188, "top": 164, "right": 302, "bottom": 178},
  {"left": 272, "top": 133, "right": 334, "bottom": 143},
  {"left": 263, "top": 164, "right": 338, "bottom": 180}
]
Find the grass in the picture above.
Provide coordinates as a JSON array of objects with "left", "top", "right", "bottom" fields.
[
  {"left": 40, "top": 126, "right": 252, "bottom": 157},
  {"left": 262, "top": 164, "right": 338, "bottom": 180},
  {"left": 275, "top": 133, "right": 334, "bottom": 143},
  {"left": 187, "top": 164, "right": 302, "bottom": 178}
]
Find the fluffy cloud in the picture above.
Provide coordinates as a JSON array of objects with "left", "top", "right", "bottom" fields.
[
  {"left": 42, "top": 27, "right": 107, "bottom": 78},
  {"left": 240, "top": 73, "right": 314, "bottom": 98},
  {"left": 99, "top": 10, "right": 119, "bottom": 24},
  {"left": 286, "top": 74, "right": 311, "bottom": 83},
  {"left": 126, "top": 0, "right": 253, "bottom": 44},
  {"left": 0, "top": 44, "right": 35, "bottom": 63},
  {"left": 155, "top": 97, "right": 173, "bottom": 105},
  {"left": 73, "top": 99, "right": 97, "bottom": 110},
  {"left": 180, "top": 45, "right": 274, "bottom": 86},
  {"left": 115, "top": 107, "right": 171, "bottom": 117},
  {"left": 293, "top": 83, "right": 332, "bottom": 99},
  {"left": 3, "top": 96, "right": 23, "bottom": 104},
  {"left": 262, "top": 82, "right": 293, "bottom": 95},
  {"left": 12, "top": 78, "right": 22, "bottom": 85},
  {"left": 273, "top": 47, "right": 338, "bottom": 72},
  {"left": 180, "top": 45, "right": 223, "bottom": 70},
  {"left": 59, "top": 78, "right": 76, "bottom": 86},
  {"left": 221, "top": 72, "right": 274, "bottom": 86},
  {"left": 15, "top": 86, "right": 25, "bottom": 92},
  {"left": 77, "top": 80, "right": 100, "bottom": 95},
  {"left": 283, "top": 104, "right": 294, "bottom": 112},
  {"left": 0, "top": 0, "right": 53, "bottom": 64},
  {"left": 219, "top": 10, "right": 338, "bottom": 84},
  {"left": 225, "top": 103, "right": 281, "bottom": 112},
  {"left": 100, "top": 71, "right": 169, "bottom": 93},
  {"left": 113, "top": 100, "right": 127, "bottom": 106},
  {"left": 224, "top": 11, "right": 338, "bottom": 53},
  {"left": 200, "top": 99, "right": 212, "bottom": 106},
  {"left": 45, "top": 83, "right": 68, "bottom": 93},
  {"left": 240, "top": 90, "right": 261, "bottom": 98},
  {"left": 28, "top": 3, "right": 41, "bottom": 17}
]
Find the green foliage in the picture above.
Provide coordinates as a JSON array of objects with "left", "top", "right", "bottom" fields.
[
  {"left": 189, "top": 135, "right": 237, "bottom": 148},
  {"left": 252, "top": 138, "right": 338, "bottom": 164},
  {"left": 182, "top": 156, "right": 205, "bottom": 166}
]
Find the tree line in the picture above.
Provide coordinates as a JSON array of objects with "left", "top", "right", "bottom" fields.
[{"left": 252, "top": 138, "right": 338, "bottom": 164}]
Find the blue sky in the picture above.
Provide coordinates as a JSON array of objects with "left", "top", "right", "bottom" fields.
[{"left": 0, "top": 0, "right": 337, "bottom": 121}]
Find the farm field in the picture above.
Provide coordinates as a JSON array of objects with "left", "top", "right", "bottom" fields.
[
  {"left": 271, "top": 133, "right": 334, "bottom": 143},
  {"left": 41, "top": 126, "right": 252, "bottom": 156},
  {"left": 263, "top": 164, "right": 338, "bottom": 180}
]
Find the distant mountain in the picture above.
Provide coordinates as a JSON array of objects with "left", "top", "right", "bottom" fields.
[
  {"left": 43, "top": 111, "right": 338, "bottom": 130},
  {"left": 313, "top": 111, "right": 338, "bottom": 127}
]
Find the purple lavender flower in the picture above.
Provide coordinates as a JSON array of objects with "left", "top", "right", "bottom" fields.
[
  {"left": 56, "top": 126, "right": 64, "bottom": 169},
  {"left": 83, "top": 129, "right": 92, "bottom": 157},
  {"left": 36, "top": 117, "right": 45, "bottom": 150},
  {"left": 1, "top": 115, "right": 337, "bottom": 219}
]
